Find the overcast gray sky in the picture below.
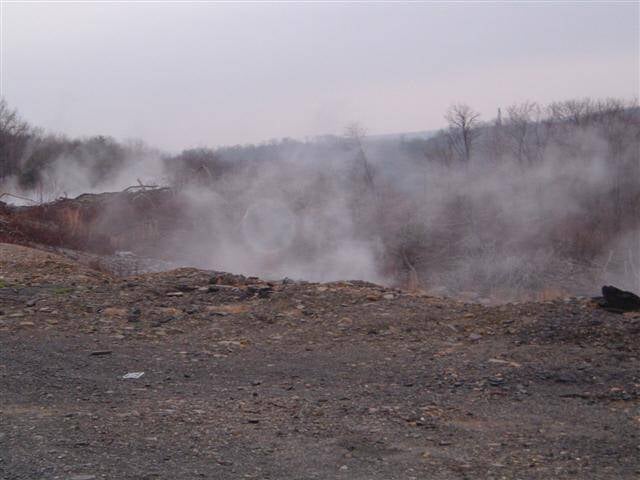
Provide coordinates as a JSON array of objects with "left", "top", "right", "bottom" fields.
[{"left": 1, "top": 1, "right": 638, "bottom": 151}]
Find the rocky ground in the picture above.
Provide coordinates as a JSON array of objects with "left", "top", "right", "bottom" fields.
[{"left": 1, "top": 243, "right": 639, "bottom": 480}]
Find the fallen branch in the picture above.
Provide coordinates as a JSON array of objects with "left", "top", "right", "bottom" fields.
[{"left": 0, "top": 192, "right": 38, "bottom": 204}]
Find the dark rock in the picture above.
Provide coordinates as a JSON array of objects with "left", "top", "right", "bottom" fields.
[
  {"left": 89, "top": 350, "right": 112, "bottom": 356},
  {"left": 152, "top": 317, "right": 175, "bottom": 327},
  {"left": 246, "top": 285, "right": 273, "bottom": 298},
  {"left": 128, "top": 307, "right": 141, "bottom": 323},
  {"left": 597, "top": 286, "right": 640, "bottom": 313},
  {"left": 488, "top": 377, "right": 505, "bottom": 386},
  {"left": 208, "top": 285, "right": 240, "bottom": 293},
  {"left": 555, "top": 372, "right": 577, "bottom": 384},
  {"left": 175, "top": 284, "right": 196, "bottom": 292}
]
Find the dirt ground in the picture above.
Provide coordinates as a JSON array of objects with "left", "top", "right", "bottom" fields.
[{"left": 1, "top": 243, "right": 639, "bottom": 480}]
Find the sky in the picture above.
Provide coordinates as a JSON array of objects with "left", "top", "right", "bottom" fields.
[{"left": 0, "top": 1, "right": 638, "bottom": 151}]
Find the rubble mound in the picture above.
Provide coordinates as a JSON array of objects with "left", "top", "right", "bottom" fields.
[{"left": 0, "top": 187, "right": 185, "bottom": 255}]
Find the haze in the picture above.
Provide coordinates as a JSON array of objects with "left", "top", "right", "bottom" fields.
[{"left": 0, "top": 1, "right": 638, "bottom": 150}]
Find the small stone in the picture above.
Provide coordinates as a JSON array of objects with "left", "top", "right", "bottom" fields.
[
  {"left": 468, "top": 333, "right": 482, "bottom": 341},
  {"left": 89, "top": 350, "right": 112, "bottom": 356},
  {"left": 383, "top": 293, "right": 395, "bottom": 300},
  {"left": 166, "top": 292, "right": 184, "bottom": 297},
  {"left": 69, "top": 475, "right": 96, "bottom": 480},
  {"left": 128, "top": 308, "right": 142, "bottom": 323},
  {"left": 175, "top": 284, "right": 196, "bottom": 292},
  {"left": 152, "top": 317, "right": 175, "bottom": 327}
]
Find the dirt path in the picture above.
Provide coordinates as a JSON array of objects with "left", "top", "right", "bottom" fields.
[{"left": 1, "top": 244, "right": 638, "bottom": 479}]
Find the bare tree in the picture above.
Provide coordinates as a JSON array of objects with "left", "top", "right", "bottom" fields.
[
  {"left": 484, "top": 107, "right": 508, "bottom": 163},
  {"left": 0, "top": 98, "right": 32, "bottom": 180},
  {"left": 345, "top": 122, "right": 375, "bottom": 191},
  {"left": 0, "top": 98, "right": 30, "bottom": 137},
  {"left": 445, "top": 104, "right": 481, "bottom": 163},
  {"left": 426, "top": 131, "right": 456, "bottom": 166},
  {"left": 505, "top": 101, "right": 546, "bottom": 164},
  {"left": 547, "top": 98, "right": 595, "bottom": 126}
]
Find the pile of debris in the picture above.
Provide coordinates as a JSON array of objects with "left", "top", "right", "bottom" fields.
[{"left": 0, "top": 186, "right": 186, "bottom": 255}]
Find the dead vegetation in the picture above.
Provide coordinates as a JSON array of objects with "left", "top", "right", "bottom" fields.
[{"left": 0, "top": 185, "right": 183, "bottom": 255}]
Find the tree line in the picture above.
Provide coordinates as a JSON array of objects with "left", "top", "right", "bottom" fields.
[{"left": 1, "top": 96, "right": 638, "bottom": 296}]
